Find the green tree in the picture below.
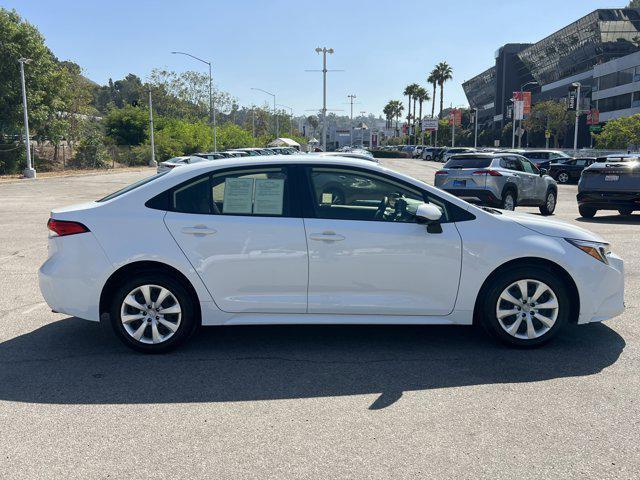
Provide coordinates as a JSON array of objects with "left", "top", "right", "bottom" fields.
[
  {"left": 71, "top": 120, "right": 109, "bottom": 169},
  {"left": 593, "top": 114, "right": 640, "bottom": 149},
  {"left": 0, "top": 8, "right": 70, "bottom": 140},
  {"left": 104, "top": 105, "right": 148, "bottom": 145},
  {"left": 628, "top": 1, "right": 640, "bottom": 8},
  {"left": 414, "top": 86, "right": 429, "bottom": 144},
  {"left": 523, "top": 100, "right": 570, "bottom": 148},
  {"left": 427, "top": 69, "right": 438, "bottom": 118}
]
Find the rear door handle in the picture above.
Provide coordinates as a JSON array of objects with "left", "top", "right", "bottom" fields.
[
  {"left": 181, "top": 225, "right": 217, "bottom": 236},
  {"left": 309, "top": 231, "right": 345, "bottom": 242}
]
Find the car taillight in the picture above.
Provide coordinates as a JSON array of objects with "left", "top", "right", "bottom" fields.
[
  {"left": 435, "top": 170, "right": 448, "bottom": 175},
  {"left": 47, "top": 219, "right": 90, "bottom": 237},
  {"left": 473, "top": 170, "right": 502, "bottom": 176}
]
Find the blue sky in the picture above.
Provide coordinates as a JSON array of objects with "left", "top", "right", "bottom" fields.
[{"left": 7, "top": 0, "right": 613, "bottom": 117}]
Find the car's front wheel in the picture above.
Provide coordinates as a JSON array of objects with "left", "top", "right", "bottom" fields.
[
  {"left": 480, "top": 266, "right": 570, "bottom": 347},
  {"left": 110, "top": 273, "right": 197, "bottom": 353},
  {"left": 557, "top": 171, "right": 570, "bottom": 183}
]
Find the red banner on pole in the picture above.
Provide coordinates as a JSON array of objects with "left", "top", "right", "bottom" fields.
[
  {"left": 586, "top": 109, "right": 600, "bottom": 125},
  {"left": 449, "top": 109, "right": 462, "bottom": 127}
]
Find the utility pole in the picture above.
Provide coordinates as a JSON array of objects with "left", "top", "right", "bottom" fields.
[
  {"left": 511, "top": 97, "right": 516, "bottom": 149},
  {"left": 348, "top": 94, "right": 356, "bottom": 146},
  {"left": 18, "top": 58, "right": 36, "bottom": 178},
  {"left": 315, "top": 47, "right": 334, "bottom": 151},
  {"left": 451, "top": 113, "right": 455, "bottom": 148},
  {"left": 473, "top": 108, "right": 478, "bottom": 149},
  {"left": 360, "top": 111, "right": 366, "bottom": 147},
  {"left": 545, "top": 117, "right": 550, "bottom": 149},
  {"left": 572, "top": 82, "right": 581, "bottom": 151},
  {"left": 148, "top": 89, "right": 156, "bottom": 167}
]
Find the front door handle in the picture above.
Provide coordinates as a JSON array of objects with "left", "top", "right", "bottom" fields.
[
  {"left": 309, "top": 231, "right": 345, "bottom": 242},
  {"left": 181, "top": 225, "right": 217, "bottom": 236}
]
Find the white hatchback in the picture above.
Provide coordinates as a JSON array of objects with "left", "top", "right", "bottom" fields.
[{"left": 39, "top": 155, "right": 625, "bottom": 352}]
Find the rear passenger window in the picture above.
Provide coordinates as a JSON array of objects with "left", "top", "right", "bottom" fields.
[{"left": 170, "top": 168, "right": 290, "bottom": 216}]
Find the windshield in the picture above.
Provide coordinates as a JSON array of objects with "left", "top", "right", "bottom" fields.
[
  {"left": 444, "top": 157, "right": 492, "bottom": 169},
  {"left": 97, "top": 172, "right": 168, "bottom": 202}
]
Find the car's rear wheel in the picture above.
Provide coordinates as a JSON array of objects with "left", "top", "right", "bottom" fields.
[
  {"left": 480, "top": 266, "right": 570, "bottom": 347},
  {"left": 578, "top": 205, "right": 597, "bottom": 218},
  {"left": 501, "top": 190, "right": 517, "bottom": 211},
  {"left": 557, "top": 172, "right": 570, "bottom": 183},
  {"left": 618, "top": 207, "right": 633, "bottom": 216},
  {"left": 110, "top": 273, "right": 197, "bottom": 353},
  {"left": 539, "top": 189, "right": 556, "bottom": 216}
]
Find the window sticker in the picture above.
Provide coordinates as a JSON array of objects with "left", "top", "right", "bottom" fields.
[
  {"left": 321, "top": 192, "right": 333, "bottom": 204},
  {"left": 223, "top": 177, "right": 254, "bottom": 214},
  {"left": 253, "top": 178, "right": 285, "bottom": 214}
]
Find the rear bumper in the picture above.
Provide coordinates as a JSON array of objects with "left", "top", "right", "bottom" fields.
[
  {"left": 440, "top": 188, "right": 501, "bottom": 207},
  {"left": 577, "top": 191, "right": 640, "bottom": 210}
]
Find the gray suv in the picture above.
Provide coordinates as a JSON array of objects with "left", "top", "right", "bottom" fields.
[
  {"left": 434, "top": 153, "right": 558, "bottom": 215},
  {"left": 577, "top": 154, "right": 640, "bottom": 218}
]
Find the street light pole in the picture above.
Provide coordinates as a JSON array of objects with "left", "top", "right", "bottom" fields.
[
  {"left": 360, "top": 111, "right": 366, "bottom": 147},
  {"left": 348, "top": 94, "right": 356, "bottom": 146},
  {"left": 473, "top": 108, "right": 479, "bottom": 149},
  {"left": 251, "top": 87, "right": 277, "bottom": 137},
  {"left": 518, "top": 81, "right": 538, "bottom": 148},
  {"left": 148, "top": 89, "right": 156, "bottom": 167},
  {"left": 171, "top": 51, "right": 217, "bottom": 151},
  {"left": 277, "top": 104, "right": 294, "bottom": 137},
  {"left": 573, "top": 82, "right": 581, "bottom": 151},
  {"left": 18, "top": 58, "right": 36, "bottom": 178},
  {"left": 316, "top": 47, "right": 334, "bottom": 151}
]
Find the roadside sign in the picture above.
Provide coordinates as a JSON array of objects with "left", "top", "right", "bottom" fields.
[
  {"left": 513, "top": 100, "right": 524, "bottom": 120},
  {"left": 589, "top": 124, "right": 602, "bottom": 133},
  {"left": 423, "top": 117, "right": 439, "bottom": 131},
  {"left": 567, "top": 84, "right": 579, "bottom": 111},
  {"left": 587, "top": 109, "right": 600, "bottom": 125},
  {"left": 545, "top": 129, "right": 551, "bottom": 139}
]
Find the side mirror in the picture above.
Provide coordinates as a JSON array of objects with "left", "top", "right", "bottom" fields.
[
  {"left": 539, "top": 168, "right": 548, "bottom": 176},
  {"left": 416, "top": 203, "right": 443, "bottom": 223}
]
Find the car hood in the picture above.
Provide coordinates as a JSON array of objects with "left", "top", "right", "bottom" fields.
[{"left": 497, "top": 210, "right": 606, "bottom": 243}]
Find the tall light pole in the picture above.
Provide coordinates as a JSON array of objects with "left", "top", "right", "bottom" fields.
[
  {"left": 171, "top": 51, "right": 217, "bottom": 151},
  {"left": 348, "top": 94, "right": 356, "bottom": 146},
  {"left": 572, "top": 82, "right": 582, "bottom": 151},
  {"left": 360, "top": 111, "right": 367, "bottom": 147},
  {"left": 148, "top": 89, "right": 156, "bottom": 167},
  {"left": 277, "top": 104, "right": 293, "bottom": 137},
  {"left": 18, "top": 58, "right": 36, "bottom": 178},
  {"left": 316, "top": 47, "right": 334, "bottom": 151},
  {"left": 251, "top": 87, "right": 278, "bottom": 137},
  {"left": 518, "top": 81, "right": 538, "bottom": 148}
]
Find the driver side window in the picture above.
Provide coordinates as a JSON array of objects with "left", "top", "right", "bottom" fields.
[{"left": 307, "top": 167, "right": 426, "bottom": 222}]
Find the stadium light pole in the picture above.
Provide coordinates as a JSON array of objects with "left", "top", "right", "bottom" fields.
[
  {"left": 251, "top": 87, "right": 278, "bottom": 137},
  {"left": 18, "top": 58, "right": 36, "bottom": 178},
  {"left": 171, "top": 51, "right": 217, "bottom": 151}
]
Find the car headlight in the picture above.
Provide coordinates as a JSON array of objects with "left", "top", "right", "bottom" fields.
[{"left": 566, "top": 238, "right": 611, "bottom": 264}]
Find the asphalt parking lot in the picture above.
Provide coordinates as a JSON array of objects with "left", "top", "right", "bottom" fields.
[{"left": 0, "top": 159, "right": 638, "bottom": 479}]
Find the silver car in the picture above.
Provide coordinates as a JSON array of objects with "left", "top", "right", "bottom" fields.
[{"left": 434, "top": 153, "right": 558, "bottom": 215}]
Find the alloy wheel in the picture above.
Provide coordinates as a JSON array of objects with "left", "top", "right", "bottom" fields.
[
  {"left": 495, "top": 279, "right": 559, "bottom": 340},
  {"left": 503, "top": 194, "right": 515, "bottom": 211},
  {"left": 558, "top": 172, "right": 569, "bottom": 183},
  {"left": 546, "top": 192, "right": 556, "bottom": 212},
  {"left": 120, "top": 284, "right": 182, "bottom": 344}
]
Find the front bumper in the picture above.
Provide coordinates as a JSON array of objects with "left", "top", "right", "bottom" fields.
[
  {"left": 577, "top": 191, "right": 640, "bottom": 211},
  {"left": 576, "top": 253, "right": 625, "bottom": 324}
]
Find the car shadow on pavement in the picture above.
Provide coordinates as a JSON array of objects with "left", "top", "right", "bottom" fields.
[
  {"left": 0, "top": 318, "right": 625, "bottom": 410},
  {"left": 576, "top": 214, "right": 640, "bottom": 225}
]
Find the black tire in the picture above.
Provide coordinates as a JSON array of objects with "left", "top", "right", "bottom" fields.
[
  {"left": 578, "top": 205, "right": 596, "bottom": 218},
  {"left": 618, "top": 207, "right": 633, "bottom": 216},
  {"left": 500, "top": 189, "right": 517, "bottom": 211},
  {"left": 479, "top": 266, "right": 571, "bottom": 348},
  {"left": 556, "top": 171, "right": 570, "bottom": 184},
  {"left": 109, "top": 272, "right": 197, "bottom": 353},
  {"left": 539, "top": 189, "right": 557, "bottom": 216}
]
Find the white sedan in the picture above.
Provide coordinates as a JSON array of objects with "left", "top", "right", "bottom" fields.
[{"left": 39, "top": 155, "right": 624, "bottom": 352}]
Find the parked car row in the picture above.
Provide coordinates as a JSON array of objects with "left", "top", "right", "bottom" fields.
[{"left": 157, "top": 147, "right": 298, "bottom": 173}]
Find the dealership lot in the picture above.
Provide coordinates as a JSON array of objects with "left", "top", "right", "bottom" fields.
[{"left": 0, "top": 159, "right": 639, "bottom": 479}]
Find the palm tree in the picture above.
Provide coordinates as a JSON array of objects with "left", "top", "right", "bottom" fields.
[
  {"left": 414, "top": 86, "right": 429, "bottom": 145},
  {"left": 428, "top": 69, "right": 438, "bottom": 118},
  {"left": 403, "top": 84, "right": 420, "bottom": 143},
  {"left": 382, "top": 101, "right": 393, "bottom": 129},
  {"left": 389, "top": 100, "right": 404, "bottom": 137},
  {"left": 435, "top": 62, "right": 453, "bottom": 118}
]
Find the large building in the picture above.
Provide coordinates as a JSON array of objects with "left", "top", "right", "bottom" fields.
[{"left": 463, "top": 8, "right": 640, "bottom": 147}]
